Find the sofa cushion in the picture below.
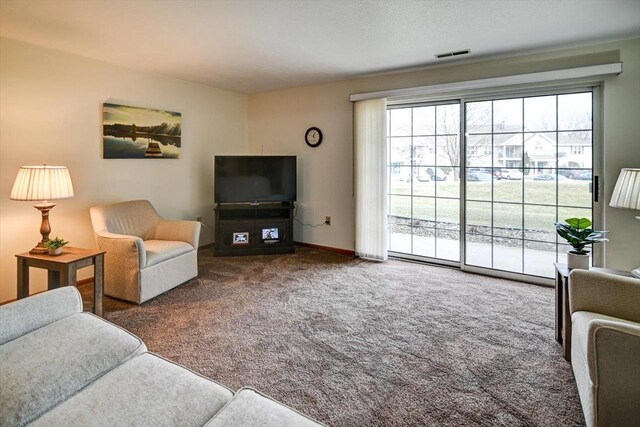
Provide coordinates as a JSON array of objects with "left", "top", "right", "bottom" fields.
[
  {"left": 0, "top": 287, "right": 82, "bottom": 346},
  {"left": 0, "top": 313, "right": 145, "bottom": 427},
  {"left": 29, "top": 353, "right": 233, "bottom": 427},
  {"left": 204, "top": 388, "right": 325, "bottom": 427},
  {"left": 144, "top": 240, "right": 194, "bottom": 267}
]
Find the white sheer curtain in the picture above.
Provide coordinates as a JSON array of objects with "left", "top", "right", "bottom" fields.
[{"left": 354, "top": 98, "right": 388, "bottom": 261}]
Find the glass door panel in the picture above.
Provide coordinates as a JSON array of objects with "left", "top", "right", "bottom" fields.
[
  {"left": 464, "top": 91, "right": 594, "bottom": 278},
  {"left": 387, "top": 102, "right": 461, "bottom": 263}
]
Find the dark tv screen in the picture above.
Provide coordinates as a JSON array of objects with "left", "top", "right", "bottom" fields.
[{"left": 215, "top": 156, "right": 297, "bottom": 203}]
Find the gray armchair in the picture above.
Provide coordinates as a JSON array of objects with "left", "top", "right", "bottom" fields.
[
  {"left": 90, "top": 200, "right": 201, "bottom": 304},
  {"left": 568, "top": 270, "right": 640, "bottom": 427}
]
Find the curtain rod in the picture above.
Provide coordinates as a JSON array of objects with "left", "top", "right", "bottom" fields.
[{"left": 349, "top": 62, "right": 622, "bottom": 102}]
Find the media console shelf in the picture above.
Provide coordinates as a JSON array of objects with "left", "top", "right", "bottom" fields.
[{"left": 213, "top": 202, "right": 294, "bottom": 256}]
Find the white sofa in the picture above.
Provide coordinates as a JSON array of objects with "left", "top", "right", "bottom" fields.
[
  {"left": 90, "top": 200, "right": 201, "bottom": 304},
  {"left": 0, "top": 287, "right": 324, "bottom": 427},
  {"left": 568, "top": 270, "right": 640, "bottom": 427}
]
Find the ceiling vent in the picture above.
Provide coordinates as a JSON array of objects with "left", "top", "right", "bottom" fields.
[{"left": 435, "top": 49, "right": 471, "bottom": 60}]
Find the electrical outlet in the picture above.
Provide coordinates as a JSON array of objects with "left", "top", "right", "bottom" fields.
[
  {"left": 196, "top": 216, "right": 202, "bottom": 222},
  {"left": 325, "top": 216, "right": 331, "bottom": 225}
]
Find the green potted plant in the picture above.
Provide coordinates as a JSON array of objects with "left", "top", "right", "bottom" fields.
[
  {"left": 44, "top": 237, "right": 69, "bottom": 256},
  {"left": 555, "top": 218, "right": 608, "bottom": 270}
]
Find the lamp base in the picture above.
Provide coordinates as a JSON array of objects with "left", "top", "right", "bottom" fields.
[
  {"left": 30, "top": 202, "right": 56, "bottom": 255},
  {"left": 29, "top": 243, "right": 49, "bottom": 255}
]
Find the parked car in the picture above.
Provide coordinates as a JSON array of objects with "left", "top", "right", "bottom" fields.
[
  {"left": 502, "top": 169, "right": 523, "bottom": 180},
  {"left": 467, "top": 171, "right": 492, "bottom": 181},
  {"left": 558, "top": 169, "right": 583, "bottom": 179},
  {"left": 493, "top": 169, "right": 503, "bottom": 180},
  {"left": 574, "top": 171, "right": 592, "bottom": 180},
  {"left": 533, "top": 173, "right": 555, "bottom": 181}
]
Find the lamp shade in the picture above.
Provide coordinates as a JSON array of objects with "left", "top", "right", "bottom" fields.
[
  {"left": 609, "top": 168, "right": 640, "bottom": 210},
  {"left": 10, "top": 165, "right": 75, "bottom": 201}
]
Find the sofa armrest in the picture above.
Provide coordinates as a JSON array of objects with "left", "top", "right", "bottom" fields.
[
  {"left": 0, "top": 287, "right": 82, "bottom": 345},
  {"left": 96, "top": 231, "right": 146, "bottom": 267},
  {"left": 154, "top": 220, "right": 201, "bottom": 249},
  {"left": 569, "top": 270, "right": 640, "bottom": 323},
  {"left": 587, "top": 319, "right": 640, "bottom": 425}
]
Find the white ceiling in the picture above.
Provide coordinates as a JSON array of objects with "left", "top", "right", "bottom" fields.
[{"left": 1, "top": 0, "right": 639, "bottom": 94}]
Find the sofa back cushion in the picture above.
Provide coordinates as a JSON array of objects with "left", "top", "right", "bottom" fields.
[
  {"left": 0, "top": 287, "right": 82, "bottom": 346},
  {"left": 0, "top": 313, "right": 146, "bottom": 426},
  {"left": 90, "top": 200, "right": 161, "bottom": 240}
]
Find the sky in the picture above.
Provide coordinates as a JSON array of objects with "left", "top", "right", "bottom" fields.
[{"left": 103, "top": 103, "right": 181, "bottom": 126}]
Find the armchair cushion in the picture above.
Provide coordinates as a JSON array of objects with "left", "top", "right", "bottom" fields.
[{"left": 145, "top": 240, "right": 194, "bottom": 267}]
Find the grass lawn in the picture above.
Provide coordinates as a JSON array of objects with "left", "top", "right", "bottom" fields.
[{"left": 389, "top": 178, "right": 592, "bottom": 234}]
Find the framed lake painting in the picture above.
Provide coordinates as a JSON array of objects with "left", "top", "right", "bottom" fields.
[{"left": 103, "top": 103, "right": 181, "bottom": 159}]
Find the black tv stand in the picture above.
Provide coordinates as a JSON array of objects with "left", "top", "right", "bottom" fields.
[{"left": 213, "top": 202, "right": 294, "bottom": 256}]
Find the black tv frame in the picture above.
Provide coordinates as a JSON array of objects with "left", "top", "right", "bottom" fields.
[{"left": 214, "top": 155, "right": 297, "bottom": 204}]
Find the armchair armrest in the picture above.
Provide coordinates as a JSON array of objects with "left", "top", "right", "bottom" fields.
[
  {"left": 587, "top": 319, "right": 640, "bottom": 425},
  {"left": 0, "top": 287, "right": 82, "bottom": 345},
  {"left": 96, "top": 231, "right": 146, "bottom": 268},
  {"left": 154, "top": 220, "right": 201, "bottom": 249},
  {"left": 569, "top": 270, "right": 640, "bottom": 323}
]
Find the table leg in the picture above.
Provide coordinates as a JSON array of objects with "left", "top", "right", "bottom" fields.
[
  {"left": 562, "top": 278, "right": 572, "bottom": 362},
  {"left": 48, "top": 270, "right": 61, "bottom": 290},
  {"left": 17, "top": 258, "right": 29, "bottom": 299},
  {"left": 555, "top": 271, "right": 562, "bottom": 343},
  {"left": 60, "top": 264, "right": 77, "bottom": 288},
  {"left": 93, "top": 254, "right": 104, "bottom": 317}
]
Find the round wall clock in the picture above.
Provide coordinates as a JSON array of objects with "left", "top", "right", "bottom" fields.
[{"left": 305, "top": 127, "right": 323, "bottom": 147}]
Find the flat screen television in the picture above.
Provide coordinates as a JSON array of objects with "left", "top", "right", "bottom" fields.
[{"left": 214, "top": 155, "right": 297, "bottom": 203}]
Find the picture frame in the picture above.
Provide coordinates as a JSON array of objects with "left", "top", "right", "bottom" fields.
[
  {"left": 232, "top": 232, "right": 249, "bottom": 245},
  {"left": 102, "top": 103, "right": 181, "bottom": 159},
  {"left": 261, "top": 228, "right": 279, "bottom": 240}
]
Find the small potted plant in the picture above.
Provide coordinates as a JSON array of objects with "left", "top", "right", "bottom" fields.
[
  {"left": 555, "top": 218, "right": 608, "bottom": 270},
  {"left": 44, "top": 237, "right": 69, "bottom": 256}
]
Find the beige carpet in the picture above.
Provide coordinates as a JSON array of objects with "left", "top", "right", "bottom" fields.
[{"left": 80, "top": 247, "right": 584, "bottom": 426}]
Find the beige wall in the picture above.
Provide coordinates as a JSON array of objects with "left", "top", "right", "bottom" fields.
[
  {"left": 248, "top": 38, "right": 640, "bottom": 270},
  {"left": 2, "top": 37, "right": 638, "bottom": 302},
  {"left": 0, "top": 38, "right": 248, "bottom": 302}
]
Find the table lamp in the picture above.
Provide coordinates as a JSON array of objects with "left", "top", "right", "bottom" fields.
[
  {"left": 10, "top": 165, "right": 75, "bottom": 254},
  {"left": 609, "top": 168, "right": 640, "bottom": 278}
]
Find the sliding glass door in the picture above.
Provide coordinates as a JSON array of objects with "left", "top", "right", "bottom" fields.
[
  {"left": 387, "top": 88, "right": 598, "bottom": 280},
  {"left": 387, "top": 102, "right": 461, "bottom": 263}
]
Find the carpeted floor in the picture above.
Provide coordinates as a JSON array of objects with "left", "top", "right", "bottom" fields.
[{"left": 80, "top": 247, "right": 584, "bottom": 427}]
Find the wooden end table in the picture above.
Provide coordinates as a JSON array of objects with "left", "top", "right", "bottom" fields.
[
  {"left": 554, "top": 262, "right": 632, "bottom": 361},
  {"left": 16, "top": 247, "right": 106, "bottom": 317}
]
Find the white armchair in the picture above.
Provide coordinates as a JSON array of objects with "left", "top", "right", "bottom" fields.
[
  {"left": 568, "top": 270, "right": 640, "bottom": 427},
  {"left": 90, "top": 200, "right": 201, "bottom": 304}
]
